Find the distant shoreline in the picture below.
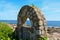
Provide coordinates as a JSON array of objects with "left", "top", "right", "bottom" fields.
[{"left": 0, "top": 20, "right": 60, "bottom": 27}]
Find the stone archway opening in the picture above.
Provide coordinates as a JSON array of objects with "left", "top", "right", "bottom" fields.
[{"left": 26, "top": 18, "right": 32, "bottom": 26}]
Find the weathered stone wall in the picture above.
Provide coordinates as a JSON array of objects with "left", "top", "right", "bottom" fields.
[{"left": 15, "top": 5, "right": 47, "bottom": 40}]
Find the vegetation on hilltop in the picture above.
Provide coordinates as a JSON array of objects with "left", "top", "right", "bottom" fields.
[{"left": 0, "top": 22, "right": 16, "bottom": 40}]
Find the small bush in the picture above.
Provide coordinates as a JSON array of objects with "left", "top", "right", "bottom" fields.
[
  {"left": 0, "top": 22, "right": 16, "bottom": 40},
  {"left": 38, "top": 37, "right": 48, "bottom": 40}
]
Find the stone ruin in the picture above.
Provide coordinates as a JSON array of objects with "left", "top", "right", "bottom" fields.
[{"left": 15, "top": 5, "right": 47, "bottom": 40}]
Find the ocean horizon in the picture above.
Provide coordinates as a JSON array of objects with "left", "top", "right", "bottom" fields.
[{"left": 0, "top": 20, "right": 60, "bottom": 27}]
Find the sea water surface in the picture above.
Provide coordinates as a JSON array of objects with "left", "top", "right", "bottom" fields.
[{"left": 0, "top": 20, "right": 60, "bottom": 27}]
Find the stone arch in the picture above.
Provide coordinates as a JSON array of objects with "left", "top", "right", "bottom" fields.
[{"left": 15, "top": 5, "right": 47, "bottom": 40}]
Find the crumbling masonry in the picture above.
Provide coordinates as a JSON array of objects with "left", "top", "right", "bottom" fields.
[{"left": 15, "top": 5, "right": 47, "bottom": 40}]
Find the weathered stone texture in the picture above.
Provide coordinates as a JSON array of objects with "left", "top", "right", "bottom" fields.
[{"left": 15, "top": 5, "right": 47, "bottom": 40}]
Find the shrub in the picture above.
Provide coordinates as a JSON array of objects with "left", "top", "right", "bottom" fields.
[
  {"left": 0, "top": 22, "right": 16, "bottom": 40},
  {"left": 38, "top": 37, "right": 48, "bottom": 40}
]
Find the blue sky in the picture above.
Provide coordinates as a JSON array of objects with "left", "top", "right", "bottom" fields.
[{"left": 0, "top": 0, "right": 60, "bottom": 21}]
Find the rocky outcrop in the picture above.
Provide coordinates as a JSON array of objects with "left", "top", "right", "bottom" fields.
[{"left": 15, "top": 5, "right": 47, "bottom": 40}]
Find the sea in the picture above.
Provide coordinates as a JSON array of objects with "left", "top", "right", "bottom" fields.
[{"left": 0, "top": 20, "right": 60, "bottom": 27}]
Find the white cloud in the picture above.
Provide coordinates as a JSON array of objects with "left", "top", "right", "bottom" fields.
[
  {"left": 0, "top": 1, "right": 19, "bottom": 20},
  {"left": 42, "top": 6, "right": 49, "bottom": 10},
  {"left": 42, "top": 1, "right": 60, "bottom": 13},
  {"left": 27, "top": 18, "right": 30, "bottom": 21},
  {"left": 41, "top": 0, "right": 60, "bottom": 21}
]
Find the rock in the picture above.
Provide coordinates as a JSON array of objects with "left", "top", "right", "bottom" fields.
[{"left": 15, "top": 5, "right": 47, "bottom": 40}]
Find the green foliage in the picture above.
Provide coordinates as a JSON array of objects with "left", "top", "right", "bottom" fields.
[
  {"left": 0, "top": 22, "right": 16, "bottom": 40},
  {"left": 31, "top": 3, "right": 35, "bottom": 7},
  {"left": 38, "top": 37, "right": 48, "bottom": 40}
]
